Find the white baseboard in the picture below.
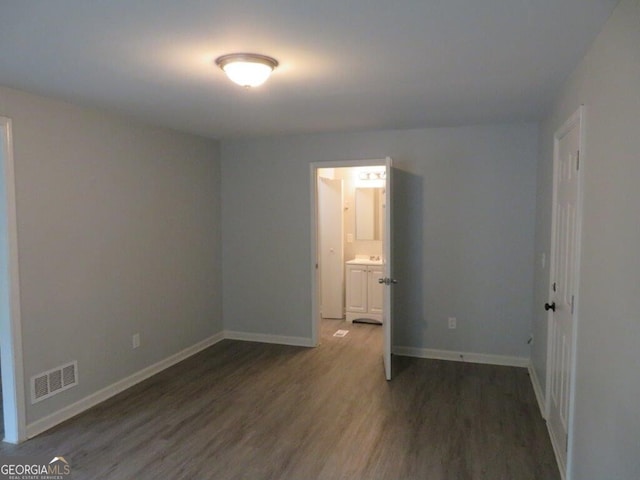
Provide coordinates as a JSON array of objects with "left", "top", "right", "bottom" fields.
[
  {"left": 393, "top": 346, "right": 529, "bottom": 368},
  {"left": 528, "top": 362, "right": 547, "bottom": 419},
  {"left": 26, "top": 332, "right": 225, "bottom": 439},
  {"left": 223, "top": 330, "right": 314, "bottom": 348}
]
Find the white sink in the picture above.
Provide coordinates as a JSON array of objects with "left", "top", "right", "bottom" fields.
[{"left": 346, "top": 255, "right": 383, "bottom": 265}]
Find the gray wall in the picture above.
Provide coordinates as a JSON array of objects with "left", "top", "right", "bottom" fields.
[
  {"left": 221, "top": 123, "right": 538, "bottom": 358},
  {"left": 532, "top": 0, "right": 640, "bottom": 478},
  {"left": 0, "top": 86, "right": 222, "bottom": 425}
]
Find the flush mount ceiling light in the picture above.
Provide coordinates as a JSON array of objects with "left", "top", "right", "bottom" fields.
[{"left": 215, "top": 53, "right": 279, "bottom": 88}]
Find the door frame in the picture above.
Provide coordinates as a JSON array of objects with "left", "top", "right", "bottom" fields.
[
  {"left": 0, "top": 116, "right": 27, "bottom": 443},
  {"left": 309, "top": 159, "right": 388, "bottom": 347},
  {"left": 545, "top": 106, "right": 585, "bottom": 479}
]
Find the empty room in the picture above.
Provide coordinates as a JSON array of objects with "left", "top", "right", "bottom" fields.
[{"left": 0, "top": 1, "right": 638, "bottom": 479}]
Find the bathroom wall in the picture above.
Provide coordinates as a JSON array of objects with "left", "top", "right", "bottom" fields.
[{"left": 333, "top": 168, "right": 383, "bottom": 262}]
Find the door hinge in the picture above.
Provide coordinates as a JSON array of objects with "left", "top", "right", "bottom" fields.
[
  {"left": 576, "top": 150, "right": 580, "bottom": 170},
  {"left": 552, "top": 282, "right": 556, "bottom": 292}
]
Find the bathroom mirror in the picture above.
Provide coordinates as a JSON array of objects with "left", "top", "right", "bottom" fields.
[{"left": 355, "top": 187, "right": 384, "bottom": 241}]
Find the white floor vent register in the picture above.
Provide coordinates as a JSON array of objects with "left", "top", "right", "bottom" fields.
[{"left": 31, "top": 361, "right": 78, "bottom": 404}]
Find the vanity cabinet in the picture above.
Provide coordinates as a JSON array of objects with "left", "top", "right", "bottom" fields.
[{"left": 345, "top": 260, "right": 384, "bottom": 324}]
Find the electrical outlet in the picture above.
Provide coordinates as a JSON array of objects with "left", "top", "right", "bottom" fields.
[
  {"left": 347, "top": 233, "right": 354, "bottom": 243},
  {"left": 448, "top": 317, "right": 457, "bottom": 329},
  {"left": 132, "top": 333, "right": 140, "bottom": 349}
]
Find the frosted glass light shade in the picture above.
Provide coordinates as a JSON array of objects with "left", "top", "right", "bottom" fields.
[{"left": 216, "top": 53, "right": 278, "bottom": 88}]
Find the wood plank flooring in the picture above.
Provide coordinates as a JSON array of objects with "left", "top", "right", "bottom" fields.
[{"left": 0, "top": 321, "right": 560, "bottom": 479}]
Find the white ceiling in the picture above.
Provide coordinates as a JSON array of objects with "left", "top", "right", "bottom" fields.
[{"left": 0, "top": 1, "right": 619, "bottom": 139}]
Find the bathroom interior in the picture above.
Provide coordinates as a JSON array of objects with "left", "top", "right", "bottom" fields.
[{"left": 317, "top": 166, "right": 386, "bottom": 333}]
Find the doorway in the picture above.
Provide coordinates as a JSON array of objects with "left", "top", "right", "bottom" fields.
[
  {"left": 0, "top": 116, "right": 27, "bottom": 443},
  {"left": 310, "top": 158, "right": 394, "bottom": 379}
]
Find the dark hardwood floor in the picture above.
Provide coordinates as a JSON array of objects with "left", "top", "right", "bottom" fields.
[{"left": 0, "top": 321, "right": 559, "bottom": 479}]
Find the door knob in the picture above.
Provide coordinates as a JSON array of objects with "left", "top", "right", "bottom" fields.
[{"left": 544, "top": 302, "right": 556, "bottom": 312}]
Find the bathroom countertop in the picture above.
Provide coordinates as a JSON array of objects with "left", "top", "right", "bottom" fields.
[{"left": 346, "top": 256, "right": 384, "bottom": 265}]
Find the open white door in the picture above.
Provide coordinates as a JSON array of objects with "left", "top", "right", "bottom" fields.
[
  {"left": 382, "top": 157, "right": 395, "bottom": 380},
  {"left": 318, "top": 177, "right": 344, "bottom": 319}
]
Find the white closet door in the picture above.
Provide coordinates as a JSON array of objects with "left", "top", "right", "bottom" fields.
[{"left": 318, "top": 177, "right": 344, "bottom": 319}]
